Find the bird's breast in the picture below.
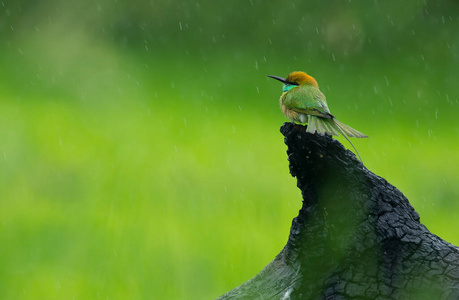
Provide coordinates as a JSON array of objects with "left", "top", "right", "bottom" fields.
[{"left": 280, "top": 102, "right": 299, "bottom": 122}]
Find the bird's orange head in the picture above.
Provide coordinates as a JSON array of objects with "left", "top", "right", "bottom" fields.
[
  {"left": 285, "top": 71, "right": 318, "bottom": 87},
  {"left": 267, "top": 71, "right": 318, "bottom": 88}
]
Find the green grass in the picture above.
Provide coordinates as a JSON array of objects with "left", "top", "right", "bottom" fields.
[
  {"left": 1, "top": 7, "right": 459, "bottom": 298},
  {"left": 1, "top": 67, "right": 459, "bottom": 298},
  {"left": 0, "top": 93, "right": 301, "bottom": 299}
]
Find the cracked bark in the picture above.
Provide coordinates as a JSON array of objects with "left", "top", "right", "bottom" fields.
[{"left": 218, "top": 123, "right": 459, "bottom": 300}]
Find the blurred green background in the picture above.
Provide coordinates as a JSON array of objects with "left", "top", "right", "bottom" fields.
[{"left": 1, "top": 0, "right": 458, "bottom": 299}]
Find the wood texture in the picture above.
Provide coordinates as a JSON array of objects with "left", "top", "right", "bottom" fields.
[{"left": 218, "top": 123, "right": 459, "bottom": 300}]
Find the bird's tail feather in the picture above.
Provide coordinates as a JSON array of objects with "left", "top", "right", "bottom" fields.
[
  {"left": 307, "top": 116, "right": 340, "bottom": 136},
  {"left": 332, "top": 119, "right": 368, "bottom": 138},
  {"left": 306, "top": 116, "right": 367, "bottom": 138},
  {"left": 306, "top": 116, "right": 368, "bottom": 163}
]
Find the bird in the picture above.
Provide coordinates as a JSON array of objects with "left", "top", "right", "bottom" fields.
[{"left": 267, "top": 71, "right": 368, "bottom": 161}]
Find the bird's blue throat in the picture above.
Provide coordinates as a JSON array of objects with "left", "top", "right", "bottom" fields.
[{"left": 282, "top": 84, "right": 297, "bottom": 93}]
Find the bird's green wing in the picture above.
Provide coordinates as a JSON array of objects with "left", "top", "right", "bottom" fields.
[{"left": 283, "top": 85, "right": 332, "bottom": 118}]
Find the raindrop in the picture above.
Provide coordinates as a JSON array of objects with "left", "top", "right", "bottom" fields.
[
  {"left": 255, "top": 60, "right": 259, "bottom": 70},
  {"left": 384, "top": 75, "right": 389, "bottom": 86},
  {"left": 183, "top": 118, "right": 187, "bottom": 125},
  {"left": 256, "top": 86, "right": 260, "bottom": 94},
  {"left": 179, "top": 22, "right": 183, "bottom": 31}
]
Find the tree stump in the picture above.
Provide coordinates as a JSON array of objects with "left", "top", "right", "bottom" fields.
[{"left": 218, "top": 123, "right": 459, "bottom": 300}]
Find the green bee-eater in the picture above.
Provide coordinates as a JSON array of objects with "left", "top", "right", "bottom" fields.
[{"left": 268, "top": 71, "right": 368, "bottom": 161}]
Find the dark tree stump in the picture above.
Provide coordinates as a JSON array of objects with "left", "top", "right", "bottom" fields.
[{"left": 218, "top": 123, "right": 459, "bottom": 300}]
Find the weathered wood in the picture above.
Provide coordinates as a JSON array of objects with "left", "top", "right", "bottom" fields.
[{"left": 218, "top": 123, "right": 459, "bottom": 300}]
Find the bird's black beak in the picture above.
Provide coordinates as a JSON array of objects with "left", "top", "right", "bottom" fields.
[{"left": 267, "top": 75, "right": 287, "bottom": 84}]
